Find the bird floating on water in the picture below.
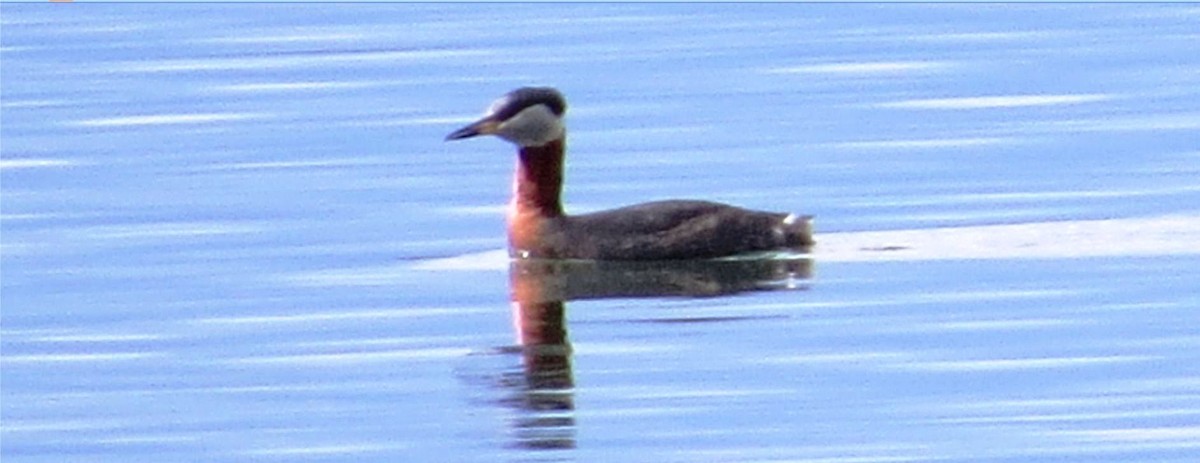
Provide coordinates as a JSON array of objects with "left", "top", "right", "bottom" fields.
[{"left": 446, "top": 87, "right": 813, "bottom": 261}]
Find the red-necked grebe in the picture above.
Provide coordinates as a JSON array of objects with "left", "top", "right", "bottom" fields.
[{"left": 446, "top": 87, "right": 813, "bottom": 260}]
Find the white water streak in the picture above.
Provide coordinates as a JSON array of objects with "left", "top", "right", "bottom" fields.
[{"left": 878, "top": 94, "right": 1112, "bottom": 109}]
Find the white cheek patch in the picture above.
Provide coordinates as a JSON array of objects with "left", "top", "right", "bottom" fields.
[{"left": 497, "top": 105, "right": 564, "bottom": 147}]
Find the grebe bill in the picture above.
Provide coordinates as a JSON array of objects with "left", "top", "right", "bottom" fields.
[{"left": 446, "top": 87, "right": 814, "bottom": 261}]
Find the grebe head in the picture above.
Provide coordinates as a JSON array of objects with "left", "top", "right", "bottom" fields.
[{"left": 445, "top": 87, "right": 567, "bottom": 147}]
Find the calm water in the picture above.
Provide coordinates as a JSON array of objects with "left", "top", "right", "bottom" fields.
[{"left": 3, "top": 4, "right": 1200, "bottom": 462}]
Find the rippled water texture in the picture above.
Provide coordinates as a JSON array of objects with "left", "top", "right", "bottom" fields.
[{"left": 3, "top": 4, "right": 1200, "bottom": 463}]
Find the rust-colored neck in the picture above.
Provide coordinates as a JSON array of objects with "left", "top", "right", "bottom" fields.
[{"left": 512, "top": 136, "right": 566, "bottom": 217}]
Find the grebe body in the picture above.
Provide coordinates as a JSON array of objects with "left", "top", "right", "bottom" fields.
[{"left": 446, "top": 87, "right": 813, "bottom": 261}]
